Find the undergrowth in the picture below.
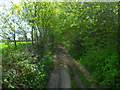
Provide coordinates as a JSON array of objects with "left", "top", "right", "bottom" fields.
[
  {"left": 68, "top": 44, "right": 119, "bottom": 88},
  {"left": 2, "top": 44, "right": 53, "bottom": 88}
]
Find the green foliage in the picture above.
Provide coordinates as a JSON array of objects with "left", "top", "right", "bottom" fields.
[
  {"left": 1, "top": 1, "right": 119, "bottom": 88},
  {"left": 61, "top": 2, "right": 118, "bottom": 88},
  {"left": 73, "top": 44, "right": 118, "bottom": 88},
  {"left": 68, "top": 44, "right": 85, "bottom": 60},
  {"left": 2, "top": 47, "right": 53, "bottom": 88}
]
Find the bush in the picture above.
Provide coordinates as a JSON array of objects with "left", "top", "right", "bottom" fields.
[
  {"left": 2, "top": 50, "right": 53, "bottom": 88},
  {"left": 79, "top": 45, "right": 119, "bottom": 88}
]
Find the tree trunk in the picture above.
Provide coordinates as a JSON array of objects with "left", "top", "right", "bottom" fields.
[
  {"left": 13, "top": 33, "right": 17, "bottom": 49},
  {"left": 31, "top": 26, "right": 34, "bottom": 47},
  {"left": 24, "top": 33, "right": 28, "bottom": 52}
]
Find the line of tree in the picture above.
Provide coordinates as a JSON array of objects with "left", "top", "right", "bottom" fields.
[{"left": 1, "top": 1, "right": 119, "bottom": 88}]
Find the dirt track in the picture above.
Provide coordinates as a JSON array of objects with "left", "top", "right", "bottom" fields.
[{"left": 47, "top": 46, "right": 98, "bottom": 88}]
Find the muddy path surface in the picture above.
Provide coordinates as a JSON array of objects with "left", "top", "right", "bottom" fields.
[{"left": 46, "top": 46, "right": 98, "bottom": 88}]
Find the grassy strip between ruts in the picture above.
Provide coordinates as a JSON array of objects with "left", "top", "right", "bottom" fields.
[
  {"left": 76, "top": 66, "right": 92, "bottom": 89},
  {"left": 69, "top": 64, "right": 92, "bottom": 88},
  {"left": 69, "top": 69, "right": 79, "bottom": 88}
]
